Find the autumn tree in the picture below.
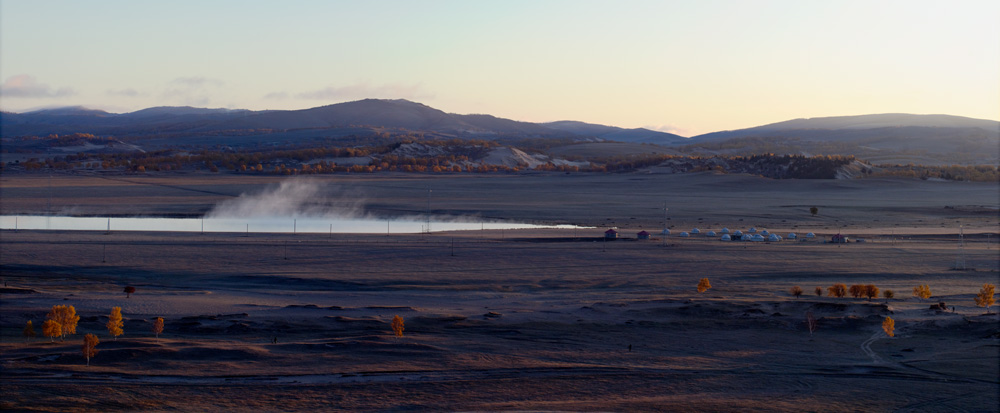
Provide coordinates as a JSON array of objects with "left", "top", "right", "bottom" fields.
[
  {"left": 82, "top": 334, "right": 99, "bottom": 366},
  {"left": 863, "top": 284, "right": 879, "bottom": 302},
  {"left": 697, "top": 278, "right": 712, "bottom": 293},
  {"left": 153, "top": 317, "right": 164, "bottom": 340},
  {"left": 814, "top": 287, "right": 823, "bottom": 297},
  {"left": 23, "top": 320, "right": 36, "bottom": 342},
  {"left": 124, "top": 286, "right": 136, "bottom": 298},
  {"left": 849, "top": 284, "right": 864, "bottom": 299},
  {"left": 827, "top": 283, "right": 847, "bottom": 298},
  {"left": 790, "top": 286, "right": 803, "bottom": 299},
  {"left": 42, "top": 320, "right": 61, "bottom": 343},
  {"left": 913, "top": 285, "right": 932, "bottom": 300},
  {"left": 883, "top": 289, "right": 895, "bottom": 303},
  {"left": 391, "top": 315, "right": 404, "bottom": 338},
  {"left": 106, "top": 307, "right": 123, "bottom": 340},
  {"left": 882, "top": 316, "right": 894, "bottom": 338},
  {"left": 974, "top": 283, "right": 995, "bottom": 314},
  {"left": 47, "top": 305, "right": 80, "bottom": 341}
]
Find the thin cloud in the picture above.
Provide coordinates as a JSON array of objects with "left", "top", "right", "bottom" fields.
[
  {"left": 1, "top": 75, "right": 75, "bottom": 98},
  {"left": 263, "top": 91, "right": 289, "bottom": 100},
  {"left": 295, "top": 82, "right": 434, "bottom": 100},
  {"left": 106, "top": 88, "right": 145, "bottom": 97},
  {"left": 170, "top": 76, "right": 224, "bottom": 87},
  {"left": 161, "top": 76, "right": 224, "bottom": 106}
]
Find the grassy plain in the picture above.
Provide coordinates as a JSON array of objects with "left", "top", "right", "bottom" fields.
[{"left": 1, "top": 172, "right": 998, "bottom": 411}]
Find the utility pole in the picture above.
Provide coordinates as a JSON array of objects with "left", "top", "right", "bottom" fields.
[{"left": 426, "top": 188, "right": 432, "bottom": 234}]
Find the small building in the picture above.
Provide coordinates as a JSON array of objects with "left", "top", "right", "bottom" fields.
[
  {"left": 831, "top": 234, "right": 849, "bottom": 243},
  {"left": 605, "top": 229, "right": 619, "bottom": 239},
  {"left": 637, "top": 230, "right": 650, "bottom": 240},
  {"left": 806, "top": 232, "right": 816, "bottom": 239}
]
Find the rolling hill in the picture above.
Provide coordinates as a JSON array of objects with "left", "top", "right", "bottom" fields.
[{"left": 685, "top": 114, "right": 999, "bottom": 165}]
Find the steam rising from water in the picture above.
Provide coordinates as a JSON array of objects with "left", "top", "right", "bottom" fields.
[{"left": 207, "top": 178, "right": 368, "bottom": 218}]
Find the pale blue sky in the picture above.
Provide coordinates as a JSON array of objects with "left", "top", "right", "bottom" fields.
[{"left": 2, "top": 0, "right": 998, "bottom": 136}]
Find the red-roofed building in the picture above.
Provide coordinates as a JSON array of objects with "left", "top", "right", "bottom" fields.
[
  {"left": 604, "top": 229, "right": 618, "bottom": 239},
  {"left": 637, "top": 230, "right": 650, "bottom": 240}
]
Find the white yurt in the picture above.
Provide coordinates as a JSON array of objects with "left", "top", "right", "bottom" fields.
[
  {"left": 806, "top": 232, "right": 816, "bottom": 238},
  {"left": 720, "top": 234, "right": 731, "bottom": 241},
  {"left": 748, "top": 227, "right": 757, "bottom": 233},
  {"left": 752, "top": 234, "right": 766, "bottom": 242},
  {"left": 721, "top": 227, "right": 730, "bottom": 234},
  {"left": 733, "top": 230, "right": 744, "bottom": 237},
  {"left": 768, "top": 234, "right": 781, "bottom": 242},
  {"left": 691, "top": 228, "right": 700, "bottom": 234},
  {"left": 761, "top": 230, "right": 770, "bottom": 236},
  {"left": 679, "top": 231, "right": 690, "bottom": 237},
  {"left": 741, "top": 234, "right": 753, "bottom": 241},
  {"left": 787, "top": 233, "right": 797, "bottom": 239},
  {"left": 661, "top": 229, "right": 670, "bottom": 235},
  {"left": 707, "top": 231, "right": 717, "bottom": 236}
]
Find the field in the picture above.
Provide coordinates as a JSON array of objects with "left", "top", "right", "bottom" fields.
[{"left": 1, "top": 172, "right": 998, "bottom": 411}]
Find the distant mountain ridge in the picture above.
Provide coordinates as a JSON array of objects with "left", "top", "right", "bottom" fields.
[
  {"left": 0, "top": 99, "right": 686, "bottom": 144},
  {"left": 2, "top": 101, "right": 997, "bottom": 164}
]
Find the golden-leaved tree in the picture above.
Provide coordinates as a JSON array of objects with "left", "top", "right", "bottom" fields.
[
  {"left": 913, "top": 285, "right": 932, "bottom": 300},
  {"left": 863, "top": 284, "right": 879, "bottom": 302},
  {"left": 23, "top": 320, "right": 36, "bottom": 342},
  {"left": 827, "top": 283, "right": 847, "bottom": 298},
  {"left": 849, "top": 284, "right": 864, "bottom": 299},
  {"left": 974, "top": 284, "right": 995, "bottom": 314},
  {"left": 391, "top": 315, "right": 405, "bottom": 338},
  {"left": 790, "top": 286, "right": 803, "bottom": 298},
  {"left": 697, "top": 278, "right": 712, "bottom": 293},
  {"left": 82, "top": 334, "right": 99, "bottom": 366},
  {"left": 42, "top": 320, "right": 61, "bottom": 343},
  {"left": 153, "top": 317, "right": 165, "bottom": 340},
  {"left": 106, "top": 307, "right": 124, "bottom": 340},
  {"left": 883, "top": 289, "right": 895, "bottom": 303},
  {"left": 882, "top": 317, "right": 895, "bottom": 338},
  {"left": 47, "top": 305, "right": 79, "bottom": 341}
]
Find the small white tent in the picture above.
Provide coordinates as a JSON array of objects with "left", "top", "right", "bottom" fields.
[
  {"left": 741, "top": 234, "right": 753, "bottom": 241},
  {"left": 661, "top": 229, "right": 670, "bottom": 235},
  {"left": 720, "top": 228, "right": 730, "bottom": 234},
  {"left": 787, "top": 233, "right": 797, "bottom": 239},
  {"left": 679, "top": 231, "right": 690, "bottom": 237},
  {"left": 806, "top": 232, "right": 816, "bottom": 238},
  {"left": 752, "top": 234, "right": 765, "bottom": 242},
  {"left": 733, "top": 230, "right": 744, "bottom": 237},
  {"left": 720, "top": 234, "right": 731, "bottom": 241},
  {"left": 761, "top": 230, "right": 770, "bottom": 236},
  {"left": 768, "top": 234, "right": 781, "bottom": 242},
  {"left": 748, "top": 227, "right": 757, "bottom": 233},
  {"left": 707, "top": 231, "right": 717, "bottom": 236},
  {"left": 691, "top": 228, "right": 700, "bottom": 234}
]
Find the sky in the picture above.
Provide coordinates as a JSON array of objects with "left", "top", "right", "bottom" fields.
[{"left": 1, "top": 0, "right": 998, "bottom": 136}]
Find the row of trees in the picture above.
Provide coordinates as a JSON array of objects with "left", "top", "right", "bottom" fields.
[
  {"left": 788, "top": 283, "right": 994, "bottom": 311},
  {"left": 22, "top": 302, "right": 400, "bottom": 366}
]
